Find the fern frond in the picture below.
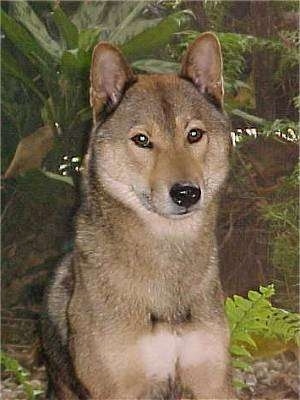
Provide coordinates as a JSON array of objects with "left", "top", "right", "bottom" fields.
[{"left": 225, "top": 284, "right": 300, "bottom": 382}]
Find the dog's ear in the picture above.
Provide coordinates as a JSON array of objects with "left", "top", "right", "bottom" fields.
[
  {"left": 90, "top": 42, "right": 135, "bottom": 124},
  {"left": 180, "top": 32, "right": 224, "bottom": 109}
]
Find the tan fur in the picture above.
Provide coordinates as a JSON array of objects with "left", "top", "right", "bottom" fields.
[{"left": 43, "top": 33, "right": 235, "bottom": 399}]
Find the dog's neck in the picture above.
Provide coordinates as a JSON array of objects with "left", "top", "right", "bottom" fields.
[{"left": 75, "top": 180, "right": 219, "bottom": 279}]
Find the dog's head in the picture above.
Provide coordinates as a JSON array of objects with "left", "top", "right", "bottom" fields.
[{"left": 87, "top": 33, "right": 230, "bottom": 224}]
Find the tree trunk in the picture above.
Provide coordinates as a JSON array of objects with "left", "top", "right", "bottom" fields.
[{"left": 250, "top": 1, "right": 278, "bottom": 120}]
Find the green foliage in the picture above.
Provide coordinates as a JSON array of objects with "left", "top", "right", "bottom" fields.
[
  {"left": 1, "top": 3, "right": 96, "bottom": 133},
  {"left": 175, "top": 29, "right": 298, "bottom": 97},
  {"left": 2, "top": 1, "right": 297, "bottom": 148},
  {"left": 132, "top": 59, "right": 179, "bottom": 74},
  {"left": 262, "top": 167, "right": 299, "bottom": 308},
  {"left": 52, "top": 6, "right": 79, "bottom": 49},
  {"left": 171, "top": 30, "right": 253, "bottom": 95},
  {"left": 203, "top": 0, "right": 232, "bottom": 31},
  {"left": 121, "top": 11, "right": 193, "bottom": 61},
  {"left": 226, "top": 285, "right": 300, "bottom": 387},
  {"left": 1, "top": 1, "right": 193, "bottom": 173},
  {"left": 263, "top": 119, "right": 299, "bottom": 138},
  {"left": 293, "top": 95, "right": 300, "bottom": 109},
  {"left": 218, "top": 33, "right": 252, "bottom": 93},
  {"left": 252, "top": 32, "right": 299, "bottom": 82},
  {"left": 108, "top": 3, "right": 160, "bottom": 45},
  {"left": 11, "top": 1, "right": 62, "bottom": 59},
  {"left": 0, "top": 352, "right": 44, "bottom": 399},
  {"left": 1, "top": 7, "right": 56, "bottom": 68}
]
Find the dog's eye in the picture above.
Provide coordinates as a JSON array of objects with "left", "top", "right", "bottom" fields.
[
  {"left": 131, "top": 134, "right": 153, "bottom": 149},
  {"left": 187, "top": 128, "right": 205, "bottom": 144}
]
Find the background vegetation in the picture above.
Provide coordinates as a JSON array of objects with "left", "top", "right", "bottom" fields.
[{"left": 1, "top": 1, "right": 299, "bottom": 398}]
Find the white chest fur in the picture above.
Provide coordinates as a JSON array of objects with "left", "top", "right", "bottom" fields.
[{"left": 137, "top": 328, "right": 226, "bottom": 380}]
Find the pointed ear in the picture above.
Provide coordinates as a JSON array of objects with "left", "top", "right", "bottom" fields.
[
  {"left": 180, "top": 32, "right": 224, "bottom": 109},
  {"left": 90, "top": 42, "right": 135, "bottom": 124}
]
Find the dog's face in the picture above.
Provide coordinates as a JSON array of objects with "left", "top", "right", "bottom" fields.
[{"left": 88, "top": 34, "right": 230, "bottom": 222}]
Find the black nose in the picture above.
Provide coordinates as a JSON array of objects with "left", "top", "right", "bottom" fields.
[{"left": 169, "top": 183, "right": 201, "bottom": 208}]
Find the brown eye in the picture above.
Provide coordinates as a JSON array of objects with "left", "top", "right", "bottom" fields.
[
  {"left": 187, "top": 128, "right": 205, "bottom": 144},
  {"left": 131, "top": 134, "right": 153, "bottom": 149}
]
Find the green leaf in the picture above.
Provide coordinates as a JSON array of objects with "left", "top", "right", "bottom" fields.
[
  {"left": 41, "top": 98, "right": 55, "bottom": 126},
  {"left": 2, "top": 48, "right": 46, "bottom": 103},
  {"left": 78, "top": 28, "right": 102, "bottom": 51},
  {"left": 233, "top": 378, "right": 248, "bottom": 389},
  {"left": 121, "top": 11, "right": 193, "bottom": 61},
  {"left": 42, "top": 171, "right": 74, "bottom": 186},
  {"left": 227, "top": 286, "right": 300, "bottom": 368},
  {"left": 113, "top": 18, "right": 163, "bottom": 45},
  {"left": 71, "top": 1, "right": 109, "bottom": 30},
  {"left": 1, "top": 351, "right": 43, "bottom": 399},
  {"left": 60, "top": 51, "right": 78, "bottom": 76},
  {"left": 230, "top": 344, "right": 252, "bottom": 358},
  {"left": 233, "top": 295, "right": 252, "bottom": 311},
  {"left": 33, "top": 389, "right": 44, "bottom": 396},
  {"left": 246, "top": 320, "right": 267, "bottom": 331},
  {"left": 232, "top": 359, "right": 253, "bottom": 372},
  {"left": 225, "top": 297, "right": 236, "bottom": 314},
  {"left": 248, "top": 290, "right": 262, "bottom": 302},
  {"left": 109, "top": 2, "right": 146, "bottom": 43},
  {"left": 11, "top": 1, "right": 62, "bottom": 61},
  {"left": 229, "top": 109, "right": 266, "bottom": 126},
  {"left": 108, "top": 3, "right": 162, "bottom": 45},
  {"left": 259, "top": 284, "right": 275, "bottom": 298},
  {"left": 132, "top": 59, "right": 179, "bottom": 74},
  {"left": 1, "top": 8, "right": 53, "bottom": 69},
  {"left": 233, "top": 332, "right": 257, "bottom": 348},
  {"left": 69, "top": 107, "right": 92, "bottom": 129},
  {"left": 60, "top": 49, "right": 91, "bottom": 78},
  {"left": 226, "top": 301, "right": 245, "bottom": 320},
  {"left": 52, "top": 5, "right": 79, "bottom": 49}
]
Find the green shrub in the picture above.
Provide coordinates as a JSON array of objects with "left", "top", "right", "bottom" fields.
[
  {"left": 225, "top": 284, "right": 300, "bottom": 387},
  {"left": 0, "top": 352, "right": 44, "bottom": 399}
]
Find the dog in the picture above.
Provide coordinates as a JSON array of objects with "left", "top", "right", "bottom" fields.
[{"left": 42, "top": 32, "right": 233, "bottom": 399}]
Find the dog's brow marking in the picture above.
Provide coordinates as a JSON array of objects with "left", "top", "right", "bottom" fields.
[
  {"left": 183, "top": 118, "right": 192, "bottom": 129},
  {"left": 158, "top": 91, "right": 176, "bottom": 136}
]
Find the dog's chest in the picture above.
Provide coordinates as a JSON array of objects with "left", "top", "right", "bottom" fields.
[{"left": 136, "top": 326, "right": 226, "bottom": 381}]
